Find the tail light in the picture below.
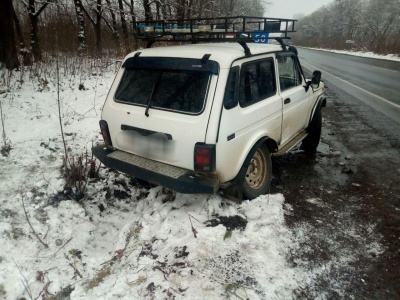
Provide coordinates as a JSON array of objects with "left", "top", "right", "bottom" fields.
[
  {"left": 99, "top": 120, "right": 113, "bottom": 147},
  {"left": 194, "top": 143, "right": 216, "bottom": 172}
]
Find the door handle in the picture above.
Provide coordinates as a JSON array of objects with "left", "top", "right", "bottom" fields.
[{"left": 284, "top": 98, "right": 291, "bottom": 104}]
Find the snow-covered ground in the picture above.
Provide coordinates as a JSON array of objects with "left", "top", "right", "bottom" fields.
[
  {"left": 303, "top": 47, "right": 400, "bottom": 62},
  {"left": 0, "top": 56, "right": 383, "bottom": 299}
]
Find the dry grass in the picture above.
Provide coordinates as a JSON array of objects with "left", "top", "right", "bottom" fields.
[
  {"left": 61, "top": 150, "right": 101, "bottom": 201},
  {"left": 86, "top": 267, "right": 111, "bottom": 291},
  {"left": 0, "top": 101, "right": 12, "bottom": 157},
  {"left": 126, "top": 276, "right": 148, "bottom": 287}
]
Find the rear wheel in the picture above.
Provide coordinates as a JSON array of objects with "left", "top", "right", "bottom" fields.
[
  {"left": 242, "top": 144, "right": 272, "bottom": 200},
  {"left": 302, "top": 107, "right": 322, "bottom": 154}
]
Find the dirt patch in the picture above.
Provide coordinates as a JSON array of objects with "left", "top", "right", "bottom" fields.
[{"left": 205, "top": 215, "right": 248, "bottom": 231}]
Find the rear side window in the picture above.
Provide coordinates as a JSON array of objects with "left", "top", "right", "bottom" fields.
[
  {"left": 277, "top": 54, "right": 302, "bottom": 91},
  {"left": 239, "top": 58, "right": 276, "bottom": 107},
  {"left": 223, "top": 66, "right": 239, "bottom": 109},
  {"left": 115, "top": 69, "right": 211, "bottom": 114}
]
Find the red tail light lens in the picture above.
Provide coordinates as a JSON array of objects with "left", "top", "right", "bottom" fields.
[
  {"left": 99, "top": 120, "right": 113, "bottom": 147},
  {"left": 194, "top": 143, "right": 216, "bottom": 172}
]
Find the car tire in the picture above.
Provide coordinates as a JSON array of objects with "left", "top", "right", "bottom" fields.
[
  {"left": 302, "top": 107, "right": 322, "bottom": 154},
  {"left": 242, "top": 144, "right": 272, "bottom": 200}
]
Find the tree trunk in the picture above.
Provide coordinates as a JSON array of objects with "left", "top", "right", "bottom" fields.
[
  {"left": 73, "top": 0, "right": 87, "bottom": 53},
  {"left": 161, "top": 2, "right": 168, "bottom": 19},
  {"left": 105, "top": 0, "right": 120, "bottom": 49},
  {"left": 127, "top": 0, "right": 138, "bottom": 49},
  {"left": 12, "top": 1, "right": 32, "bottom": 65},
  {"left": 176, "top": 0, "right": 185, "bottom": 19},
  {"left": 143, "top": 0, "right": 152, "bottom": 22},
  {"left": 12, "top": 6, "right": 25, "bottom": 47},
  {"left": 118, "top": 0, "right": 129, "bottom": 50},
  {"left": 79, "top": 0, "right": 105, "bottom": 53},
  {"left": 26, "top": 0, "right": 50, "bottom": 62},
  {"left": 95, "top": 0, "right": 102, "bottom": 51},
  {"left": 28, "top": 4, "right": 42, "bottom": 61},
  {"left": 187, "top": 0, "right": 192, "bottom": 19},
  {"left": 0, "top": 0, "right": 19, "bottom": 69},
  {"left": 156, "top": 1, "right": 161, "bottom": 20}
]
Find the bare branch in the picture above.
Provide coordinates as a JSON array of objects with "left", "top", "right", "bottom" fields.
[
  {"left": 21, "top": 196, "right": 49, "bottom": 248},
  {"left": 12, "top": 258, "right": 34, "bottom": 300},
  {"left": 188, "top": 214, "right": 199, "bottom": 238},
  {"left": 53, "top": 237, "right": 73, "bottom": 257},
  {"left": 21, "top": 0, "right": 29, "bottom": 8},
  {"left": 34, "top": 0, "right": 51, "bottom": 17}
]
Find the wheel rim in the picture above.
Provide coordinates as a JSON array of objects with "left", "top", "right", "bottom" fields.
[{"left": 245, "top": 149, "right": 267, "bottom": 189}]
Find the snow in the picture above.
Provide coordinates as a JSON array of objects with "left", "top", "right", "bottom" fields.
[
  {"left": 0, "top": 56, "right": 383, "bottom": 299},
  {"left": 303, "top": 47, "right": 400, "bottom": 62}
]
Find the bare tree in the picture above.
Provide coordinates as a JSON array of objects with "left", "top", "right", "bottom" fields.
[
  {"left": 104, "top": 0, "right": 121, "bottom": 49},
  {"left": 12, "top": 5, "right": 32, "bottom": 66},
  {"left": 0, "top": 0, "right": 19, "bottom": 69},
  {"left": 12, "top": 5, "right": 25, "bottom": 48},
  {"left": 142, "top": 0, "right": 152, "bottom": 21},
  {"left": 81, "top": 0, "right": 103, "bottom": 52},
  {"left": 11, "top": 0, "right": 392, "bottom": 56},
  {"left": 73, "top": 0, "right": 87, "bottom": 53},
  {"left": 22, "top": 0, "right": 53, "bottom": 61},
  {"left": 363, "top": 0, "right": 400, "bottom": 52},
  {"left": 123, "top": 0, "right": 138, "bottom": 49},
  {"left": 118, "top": 0, "right": 129, "bottom": 49},
  {"left": 293, "top": 0, "right": 400, "bottom": 53},
  {"left": 176, "top": 0, "right": 185, "bottom": 19}
]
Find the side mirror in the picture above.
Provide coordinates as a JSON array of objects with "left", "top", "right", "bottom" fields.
[{"left": 311, "top": 70, "right": 321, "bottom": 89}]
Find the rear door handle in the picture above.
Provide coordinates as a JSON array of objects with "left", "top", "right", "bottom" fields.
[{"left": 284, "top": 98, "right": 291, "bottom": 104}]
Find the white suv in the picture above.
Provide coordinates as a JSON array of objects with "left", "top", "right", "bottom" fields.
[{"left": 93, "top": 17, "right": 326, "bottom": 200}]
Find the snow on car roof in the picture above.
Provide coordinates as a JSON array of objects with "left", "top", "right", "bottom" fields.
[{"left": 125, "top": 43, "right": 284, "bottom": 69}]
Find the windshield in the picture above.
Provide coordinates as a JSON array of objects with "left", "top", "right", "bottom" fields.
[{"left": 115, "top": 69, "right": 211, "bottom": 114}]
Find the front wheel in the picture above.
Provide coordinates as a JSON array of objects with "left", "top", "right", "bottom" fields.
[
  {"left": 302, "top": 107, "right": 322, "bottom": 154},
  {"left": 242, "top": 144, "right": 272, "bottom": 200}
]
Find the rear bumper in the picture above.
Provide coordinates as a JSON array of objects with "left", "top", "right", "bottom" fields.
[{"left": 92, "top": 145, "right": 219, "bottom": 194}]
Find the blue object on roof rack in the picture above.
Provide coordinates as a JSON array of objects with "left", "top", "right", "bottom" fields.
[{"left": 252, "top": 31, "right": 270, "bottom": 44}]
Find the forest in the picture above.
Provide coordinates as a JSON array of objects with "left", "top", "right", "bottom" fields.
[
  {"left": 292, "top": 0, "right": 400, "bottom": 54},
  {"left": 1, "top": 0, "right": 399, "bottom": 70},
  {"left": 0, "top": 0, "right": 267, "bottom": 69}
]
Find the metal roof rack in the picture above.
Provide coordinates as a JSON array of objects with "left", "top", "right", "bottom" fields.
[{"left": 135, "top": 16, "right": 297, "bottom": 54}]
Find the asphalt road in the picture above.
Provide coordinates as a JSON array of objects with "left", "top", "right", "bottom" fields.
[{"left": 297, "top": 48, "right": 400, "bottom": 124}]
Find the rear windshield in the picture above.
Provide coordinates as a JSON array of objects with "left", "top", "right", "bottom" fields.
[{"left": 115, "top": 69, "right": 211, "bottom": 114}]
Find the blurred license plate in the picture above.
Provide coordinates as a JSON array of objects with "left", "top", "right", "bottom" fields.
[{"left": 135, "top": 133, "right": 175, "bottom": 159}]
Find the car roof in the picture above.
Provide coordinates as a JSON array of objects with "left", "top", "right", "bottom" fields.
[{"left": 126, "top": 43, "right": 283, "bottom": 69}]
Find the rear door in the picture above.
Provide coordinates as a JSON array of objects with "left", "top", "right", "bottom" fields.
[
  {"left": 103, "top": 56, "right": 218, "bottom": 171},
  {"left": 216, "top": 56, "right": 282, "bottom": 183}
]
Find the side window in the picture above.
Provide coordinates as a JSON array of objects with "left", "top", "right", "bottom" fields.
[
  {"left": 277, "top": 54, "right": 302, "bottom": 91},
  {"left": 223, "top": 66, "right": 239, "bottom": 109},
  {"left": 238, "top": 58, "right": 276, "bottom": 107}
]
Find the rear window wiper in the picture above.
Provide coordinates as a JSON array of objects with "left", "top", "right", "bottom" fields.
[{"left": 145, "top": 72, "right": 162, "bottom": 117}]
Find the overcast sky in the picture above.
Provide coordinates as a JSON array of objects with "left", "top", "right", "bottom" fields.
[{"left": 267, "top": 0, "right": 333, "bottom": 19}]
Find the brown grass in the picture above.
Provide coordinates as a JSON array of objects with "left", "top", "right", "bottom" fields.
[{"left": 86, "top": 267, "right": 111, "bottom": 291}]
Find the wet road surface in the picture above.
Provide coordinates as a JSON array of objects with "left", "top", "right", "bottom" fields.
[{"left": 298, "top": 48, "right": 400, "bottom": 125}]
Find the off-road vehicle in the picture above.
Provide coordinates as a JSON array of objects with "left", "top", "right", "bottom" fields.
[{"left": 93, "top": 16, "right": 327, "bottom": 199}]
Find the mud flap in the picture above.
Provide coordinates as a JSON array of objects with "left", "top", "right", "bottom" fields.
[{"left": 222, "top": 184, "right": 243, "bottom": 204}]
